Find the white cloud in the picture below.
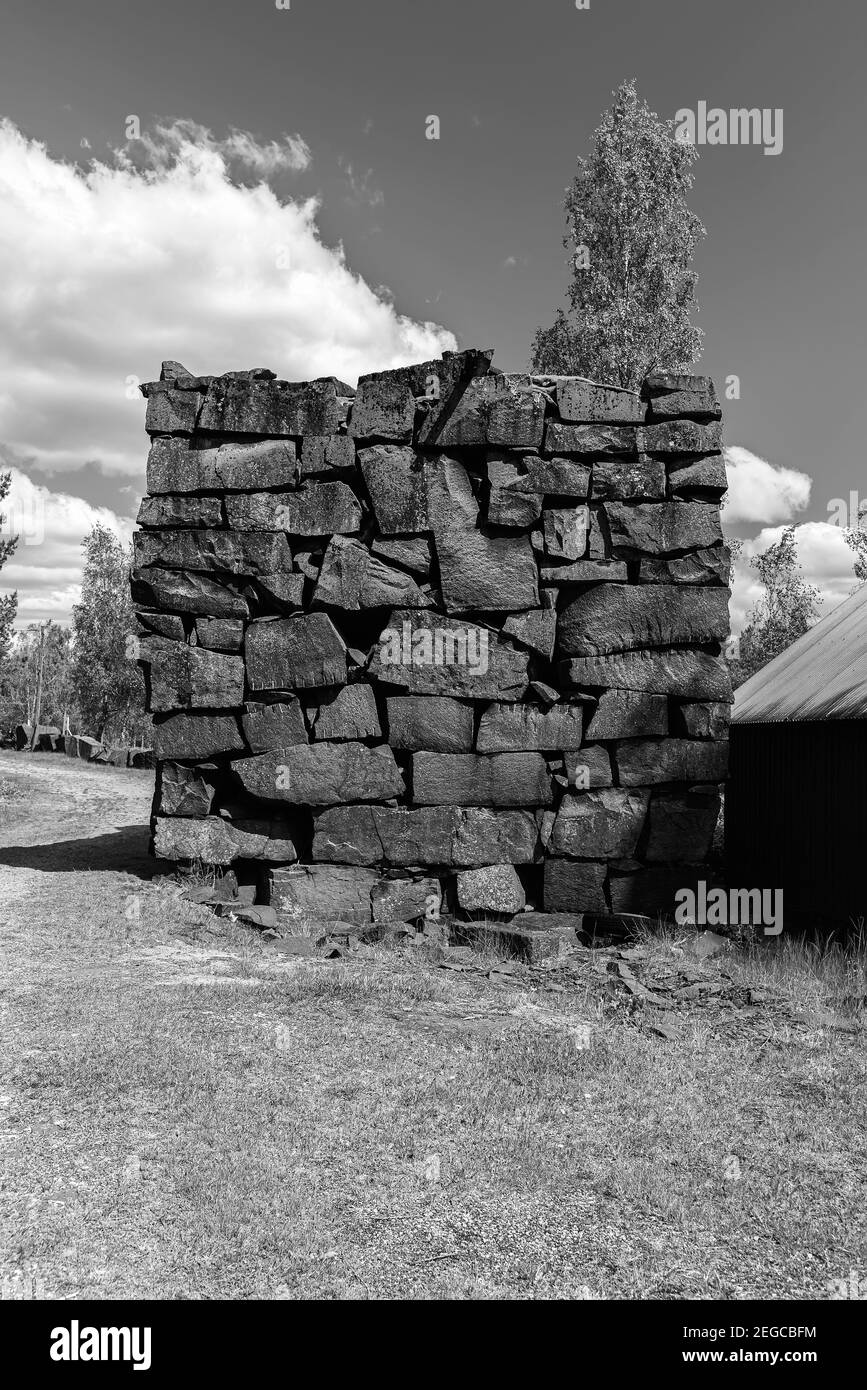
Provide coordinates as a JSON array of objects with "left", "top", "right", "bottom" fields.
[
  {"left": 722, "top": 445, "right": 811, "bottom": 527},
  {"left": 0, "top": 463, "right": 135, "bottom": 627},
  {"left": 0, "top": 118, "right": 456, "bottom": 482}
]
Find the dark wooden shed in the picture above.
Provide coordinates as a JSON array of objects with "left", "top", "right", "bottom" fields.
[{"left": 726, "top": 584, "right": 867, "bottom": 937}]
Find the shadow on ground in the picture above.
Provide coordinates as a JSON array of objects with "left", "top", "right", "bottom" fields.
[{"left": 0, "top": 824, "right": 160, "bottom": 878}]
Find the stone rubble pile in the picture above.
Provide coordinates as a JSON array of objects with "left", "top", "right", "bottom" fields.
[{"left": 133, "top": 350, "right": 730, "bottom": 943}]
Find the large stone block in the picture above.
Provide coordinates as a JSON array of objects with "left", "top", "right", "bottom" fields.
[
  {"left": 485, "top": 383, "right": 546, "bottom": 449},
  {"left": 349, "top": 377, "right": 416, "bottom": 442},
  {"left": 231, "top": 742, "right": 404, "bottom": 806},
  {"left": 370, "top": 536, "right": 433, "bottom": 578},
  {"left": 674, "top": 701, "right": 730, "bottom": 740},
  {"left": 136, "top": 495, "right": 223, "bottom": 529},
  {"left": 153, "top": 713, "right": 245, "bottom": 762},
  {"left": 558, "top": 585, "right": 730, "bottom": 656},
  {"left": 153, "top": 815, "right": 298, "bottom": 865},
  {"left": 312, "top": 536, "right": 432, "bottom": 610},
  {"left": 194, "top": 618, "right": 244, "bottom": 652},
  {"left": 360, "top": 350, "right": 494, "bottom": 448},
  {"left": 608, "top": 865, "right": 709, "bottom": 917},
  {"left": 426, "top": 457, "right": 538, "bottom": 613},
  {"left": 544, "top": 422, "right": 641, "bottom": 457},
  {"left": 312, "top": 804, "right": 541, "bottom": 868},
  {"left": 371, "top": 876, "right": 441, "bottom": 923},
  {"left": 242, "top": 700, "right": 308, "bottom": 753},
  {"left": 412, "top": 752, "right": 554, "bottom": 807},
  {"left": 134, "top": 529, "right": 292, "bottom": 577},
  {"left": 604, "top": 501, "right": 723, "bottom": 557},
  {"left": 310, "top": 684, "right": 382, "bottom": 741},
  {"left": 668, "top": 457, "right": 728, "bottom": 498},
  {"left": 642, "top": 420, "right": 723, "bottom": 454},
  {"left": 639, "top": 546, "right": 730, "bottom": 585},
  {"left": 645, "top": 788, "right": 721, "bottom": 862},
  {"left": 539, "top": 560, "right": 629, "bottom": 585},
  {"left": 550, "top": 788, "right": 650, "bottom": 859},
  {"left": 198, "top": 377, "right": 339, "bottom": 436},
  {"left": 456, "top": 865, "right": 525, "bottom": 915},
  {"left": 155, "top": 762, "right": 217, "bottom": 818},
  {"left": 132, "top": 569, "right": 250, "bottom": 619},
  {"left": 560, "top": 650, "right": 732, "bottom": 700},
  {"left": 543, "top": 860, "right": 608, "bottom": 914},
  {"left": 542, "top": 506, "right": 589, "bottom": 561},
  {"left": 500, "top": 608, "right": 557, "bottom": 660},
  {"left": 139, "top": 637, "right": 245, "bottom": 713},
  {"left": 228, "top": 483, "right": 362, "bottom": 536},
  {"left": 144, "top": 386, "right": 203, "bottom": 435},
  {"left": 556, "top": 378, "right": 644, "bottom": 424},
  {"left": 564, "top": 744, "right": 614, "bottom": 790},
  {"left": 300, "top": 435, "right": 356, "bottom": 477},
  {"left": 615, "top": 737, "right": 729, "bottom": 786},
  {"left": 476, "top": 702, "right": 584, "bottom": 753},
  {"left": 358, "top": 447, "right": 429, "bottom": 533},
  {"left": 385, "top": 696, "right": 474, "bottom": 752},
  {"left": 591, "top": 458, "right": 666, "bottom": 501},
  {"left": 245, "top": 614, "right": 347, "bottom": 691},
  {"left": 643, "top": 374, "right": 721, "bottom": 422},
  {"left": 486, "top": 455, "right": 544, "bottom": 527},
  {"left": 585, "top": 690, "right": 668, "bottom": 740},
  {"left": 369, "top": 610, "right": 529, "bottom": 700},
  {"left": 136, "top": 612, "right": 186, "bottom": 642},
  {"left": 146, "top": 438, "right": 296, "bottom": 493},
  {"left": 269, "top": 864, "right": 377, "bottom": 925}
]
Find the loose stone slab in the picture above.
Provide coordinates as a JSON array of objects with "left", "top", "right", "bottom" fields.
[
  {"left": 591, "top": 459, "right": 666, "bottom": 501},
  {"left": 312, "top": 805, "right": 541, "bottom": 868},
  {"left": 136, "top": 495, "right": 223, "bottom": 529},
  {"left": 556, "top": 378, "right": 645, "bottom": 424},
  {"left": 615, "top": 738, "right": 729, "bottom": 787},
  {"left": 132, "top": 568, "right": 251, "bottom": 619},
  {"left": 226, "top": 483, "right": 362, "bottom": 536},
  {"left": 645, "top": 788, "right": 721, "bottom": 862},
  {"left": 639, "top": 547, "right": 730, "bottom": 585},
  {"left": 139, "top": 637, "right": 245, "bottom": 713},
  {"left": 585, "top": 690, "right": 668, "bottom": 740},
  {"left": 312, "top": 536, "right": 432, "bottom": 610},
  {"left": 543, "top": 860, "right": 608, "bottom": 914},
  {"left": 558, "top": 585, "right": 730, "bottom": 656},
  {"left": 604, "top": 502, "right": 724, "bottom": 556},
  {"left": 560, "top": 650, "right": 732, "bottom": 700},
  {"left": 359, "top": 446, "right": 430, "bottom": 533},
  {"left": 476, "top": 703, "right": 584, "bottom": 753},
  {"left": 539, "top": 560, "right": 629, "bottom": 584},
  {"left": 232, "top": 742, "right": 404, "bottom": 806},
  {"left": 300, "top": 435, "right": 357, "bottom": 477},
  {"left": 242, "top": 700, "right": 308, "bottom": 753},
  {"left": 270, "top": 864, "right": 378, "bottom": 925},
  {"left": 253, "top": 573, "right": 306, "bottom": 611},
  {"left": 550, "top": 788, "right": 650, "bottom": 859},
  {"left": 456, "top": 865, "right": 526, "bottom": 915},
  {"left": 146, "top": 438, "right": 296, "bottom": 493},
  {"left": 134, "top": 529, "right": 292, "bottom": 577},
  {"left": 144, "top": 387, "right": 203, "bottom": 435},
  {"left": 412, "top": 752, "right": 554, "bottom": 807},
  {"left": 153, "top": 713, "right": 245, "bottom": 761},
  {"left": 245, "top": 614, "right": 347, "bottom": 691},
  {"left": 369, "top": 610, "right": 528, "bottom": 701},
  {"left": 486, "top": 455, "right": 544, "bottom": 527},
  {"left": 198, "top": 377, "right": 339, "bottom": 436},
  {"left": 644, "top": 374, "right": 721, "bottom": 421},
  {"left": 153, "top": 815, "right": 298, "bottom": 865},
  {"left": 544, "top": 422, "right": 641, "bottom": 457},
  {"left": 456, "top": 915, "right": 582, "bottom": 963},
  {"left": 310, "top": 684, "right": 382, "bottom": 741},
  {"left": 386, "top": 696, "right": 474, "bottom": 752},
  {"left": 194, "top": 618, "right": 243, "bottom": 652},
  {"left": 501, "top": 608, "right": 557, "bottom": 660},
  {"left": 426, "top": 457, "right": 538, "bottom": 613},
  {"left": 136, "top": 612, "right": 186, "bottom": 641}
]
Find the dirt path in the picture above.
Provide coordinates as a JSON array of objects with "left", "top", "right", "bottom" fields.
[{"left": 0, "top": 751, "right": 863, "bottom": 1301}]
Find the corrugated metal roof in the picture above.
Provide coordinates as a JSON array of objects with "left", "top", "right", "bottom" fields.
[{"left": 733, "top": 582, "right": 867, "bottom": 723}]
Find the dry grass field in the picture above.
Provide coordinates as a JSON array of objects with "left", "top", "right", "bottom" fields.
[{"left": 0, "top": 751, "right": 864, "bottom": 1300}]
